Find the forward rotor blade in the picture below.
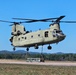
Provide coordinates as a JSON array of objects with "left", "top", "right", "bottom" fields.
[
  {"left": 12, "top": 17, "right": 58, "bottom": 23},
  {"left": 56, "top": 16, "right": 65, "bottom": 22},
  {"left": 60, "top": 21, "right": 76, "bottom": 23},
  {"left": 24, "top": 19, "right": 52, "bottom": 23},
  {"left": 25, "top": 20, "right": 76, "bottom": 23},
  {"left": 35, "top": 18, "right": 58, "bottom": 22},
  {"left": 13, "top": 18, "right": 58, "bottom": 20},
  {"left": 13, "top": 16, "right": 65, "bottom": 23},
  {"left": 26, "top": 20, "right": 40, "bottom": 23}
]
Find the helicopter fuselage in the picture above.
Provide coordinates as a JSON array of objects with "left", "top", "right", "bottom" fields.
[{"left": 10, "top": 23, "right": 66, "bottom": 49}]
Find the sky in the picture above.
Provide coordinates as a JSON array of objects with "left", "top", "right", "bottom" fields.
[{"left": 0, "top": 0, "right": 76, "bottom": 53}]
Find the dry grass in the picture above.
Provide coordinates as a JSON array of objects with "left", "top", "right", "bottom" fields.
[{"left": 0, "top": 64, "right": 76, "bottom": 75}]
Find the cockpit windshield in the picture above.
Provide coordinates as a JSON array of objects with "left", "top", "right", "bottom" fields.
[
  {"left": 56, "top": 30, "right": 61, "bottom": 33},
  {"left": 56, "top": 30, "right": 64, "bottom": 35},
  {"left": 53, "top": 29, "right": 64, "bottom": 34}
]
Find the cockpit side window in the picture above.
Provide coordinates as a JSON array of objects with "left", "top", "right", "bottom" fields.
[
  {"left": 52, "top": 30, "right": 56, "bottom": 37},
  {"left": 24, "top": 27, "right": 25, "bottom": 31},
  {"left": 54, "top": 29, "right": 62, "bottom": 33}
]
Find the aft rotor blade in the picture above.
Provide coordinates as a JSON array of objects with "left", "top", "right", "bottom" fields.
[
  {"left": 0, "top": 20, "right": 13, "bottom": 23},
  {"left": 13, "top": 18, "right": 37, "bottom": 20},
  {"left": 0, "top": 20, "right": 25, "bottom": 25},
  {"left": 13, "top": 18, "right": 43, "bottom": 23}
]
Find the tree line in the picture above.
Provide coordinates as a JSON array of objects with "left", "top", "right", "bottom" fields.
[{"left": 0, "top": 52, "right": 76, "bottom": 61}]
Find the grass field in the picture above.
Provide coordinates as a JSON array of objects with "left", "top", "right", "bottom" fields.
[{"left": 0, "top": 64, "right": 76, "bottom": 75}]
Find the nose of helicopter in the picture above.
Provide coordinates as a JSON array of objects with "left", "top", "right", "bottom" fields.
[
  {"left": 56, "top": 33, "right": 66, "bottom": 41},
  {"left": 59, "top": 34, "right": 66, "bottom": 41}
]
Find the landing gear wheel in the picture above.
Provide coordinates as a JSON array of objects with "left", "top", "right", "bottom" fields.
[
  {"left": 47, "top": 45, "right": 52, "bottom": 50},
  {"left": 34, "top": 44, "right": 39, "bottom": 49},
  {"left": 13, "top": 47, "right": 16, "bottom": 51},
  {"left": 35, "top": 46, "right": 39, "bottom": 49},
  {"left": 26, "top": 48, "right": 29, "bottom": 51}
]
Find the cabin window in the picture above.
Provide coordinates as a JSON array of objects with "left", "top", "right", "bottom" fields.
[
  {"left": 45, "top": 31, "right": 48, "bottom": 37},
  {"left": 38, "top": 34, "right": 40, "bottom": 37},
  {"left": 25, "top": 37, "right": 27, "bottom": 39},
  {"left": 18, "top": 38, "right": 20, "bottom": 40},
  {"left": 22, "top": 37, "right": 24, "bottom": 39},
  {"left": 31, "top": 35, "right": 33, "bottom": 38}
]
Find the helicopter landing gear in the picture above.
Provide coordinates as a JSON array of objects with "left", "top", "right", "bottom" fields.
[
  {"left": 26, "top": 47, "right": 29, "bottom": 51},
  {"left": 13, "top": 47, "right": 16, "bottom": 51},
  {"left": 34, "top": 44, "right": 39, "bottom": 49},
  {"left": 47, "top": 45, "right": 52, "bottom": 50}
]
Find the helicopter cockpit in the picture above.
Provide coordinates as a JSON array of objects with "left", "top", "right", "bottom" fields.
[{"left": 52, "top": 29, "right": 65, "bottom": 38}]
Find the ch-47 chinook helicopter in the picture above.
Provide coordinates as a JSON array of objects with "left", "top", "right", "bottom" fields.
[
  {"left": 1, "top": 15, "right": 76, "bottom": 51},
  {"left": 11, "top": 15, "right": 66, "bottom": 51}
]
